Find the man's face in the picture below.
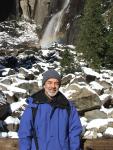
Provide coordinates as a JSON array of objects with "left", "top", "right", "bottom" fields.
[{"left": 44, "top": 78, "right": 60, "bottom": 98}]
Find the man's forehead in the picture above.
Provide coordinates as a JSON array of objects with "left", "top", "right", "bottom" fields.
[{"left": 46, "top": 78, "right": 59, "bottom": 82}]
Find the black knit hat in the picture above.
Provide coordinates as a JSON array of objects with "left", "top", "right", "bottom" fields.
[{"left": 42, "top": 69, "right": 61, "bottom": 85}]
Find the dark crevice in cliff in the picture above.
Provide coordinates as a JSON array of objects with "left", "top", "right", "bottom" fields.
[{"left": 0, "top": 0, "right": 17, "bottom": 22}]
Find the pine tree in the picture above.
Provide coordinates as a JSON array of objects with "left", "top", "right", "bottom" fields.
[
  {"left": 105, "top": 5, "right": 113, "bottom": 68},
  {"left": 60, "top": 48, "right": 75, "bottom": 75},
  {"left": 76, "top": 0, "right": 106, "bottom": 69}
]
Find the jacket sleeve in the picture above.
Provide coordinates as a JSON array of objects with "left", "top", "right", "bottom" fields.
[
  {"left": 69, "top": 103, "right": 82, "bottom": 150},
  {"left": 18, "top": 104, "right": 33, "bottom": 150}
]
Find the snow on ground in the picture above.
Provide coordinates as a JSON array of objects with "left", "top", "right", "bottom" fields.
[
  {"left": 82, "top": 67, "right": 100, "bottom": 78},
  {"left": 89, "top": 81, "right": 103, "bottom": 91},
  {"left": 4, "top": 116, "right": 20, "bottom": 125},
  {"left": 104, "top": 127, "right": 113, "bottom": 137},
  {"left": 0, "top": 132, "right": 18, "bottom": 138},
  {"left": 100, "top": 106, "right": 113, "bottom": 115},
  {"left": 86, "top": 118, "right": 113, "bottom": 130},
  {"left": 0, "top": 20, "right": 39, "bottom": 49},
  {"left": 10, "top": 99, "right": 26, "bottom": 112},
  {"left": 5, "top": 84, "right": 27, "bottom": 93}
]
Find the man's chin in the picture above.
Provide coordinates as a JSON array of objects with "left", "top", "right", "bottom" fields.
[
  {"left": 48, "top": 91, "right": 58, "bottom": 97},
  {"left": 49, "top": 93, "right": 57, "bottom": 97}
]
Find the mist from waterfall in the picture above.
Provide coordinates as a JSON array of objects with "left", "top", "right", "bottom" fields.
[{"left": 40, "top": 0, "right": 70, "bottom": 49}]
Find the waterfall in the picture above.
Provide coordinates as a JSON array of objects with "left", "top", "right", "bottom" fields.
[{"left": 40, "top": 0, "right": 70, "bottom": 49}]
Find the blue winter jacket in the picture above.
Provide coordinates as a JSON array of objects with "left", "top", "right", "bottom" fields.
[{"left": 18, "top": 89, "right": 82, "bottom": 150}]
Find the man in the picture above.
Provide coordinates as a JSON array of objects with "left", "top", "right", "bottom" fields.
[{"left": 18, "top": 69, "right": 82, "bottom": 150}]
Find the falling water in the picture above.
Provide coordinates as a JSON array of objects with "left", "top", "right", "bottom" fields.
[{"left": 40, "top": 0, "right": 70, "bottom": 49}]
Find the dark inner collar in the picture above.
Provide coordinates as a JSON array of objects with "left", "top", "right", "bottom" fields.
[{"left": 31, "top": 89, "right": 70, "bottom": 109}]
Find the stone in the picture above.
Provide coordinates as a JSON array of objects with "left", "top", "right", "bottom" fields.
[
  {"left": 67, "top": 85, "right": 101, "bottom": 112},
  {"left": 61, "top": 74, "right": 75, "bottom": 85},
  {"left": 0, "top": 102, "right": 11, "bottom": 120},
  {"left": 85, "top": 109, "right": 107, "bottom": 121},
  {"left": 98, "top": 80, "right": 112, "bottom": 90}
]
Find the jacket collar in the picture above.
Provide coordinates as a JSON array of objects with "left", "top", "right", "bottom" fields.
[{"left": 31, "top": 89, "right": 70, "bottom": 109}]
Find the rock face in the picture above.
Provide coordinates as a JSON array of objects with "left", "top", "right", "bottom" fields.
[
  {"left": 2, "top": 0, "right": 84, "bottom": 44},
  {"left": 38, "top": 0, "right": 84, "bottom": 44},
  {"left": 20, "top": 0, "right": 50, "bottom": 26}
]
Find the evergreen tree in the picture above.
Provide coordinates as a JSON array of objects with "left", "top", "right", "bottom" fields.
[
  {"left": 104, "top": 5, "right": 113, "bottom": 68},
  {"left": 60, "top": 48, "right": 75, "bottom": 75},
  {"left": 76, "top": 0, "right": 106, "bottom": 69}
]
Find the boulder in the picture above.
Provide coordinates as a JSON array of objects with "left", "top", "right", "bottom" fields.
[
  {"left": 67, "top": 84, "right": 101, "bottom": 112},
  {"left": 85, "top": 109, "right": 107, "bottom": 121}
]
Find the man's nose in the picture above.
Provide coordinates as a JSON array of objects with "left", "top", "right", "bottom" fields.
[{"left": 51, "top": 83, "right": 56, "bottom": 88}]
